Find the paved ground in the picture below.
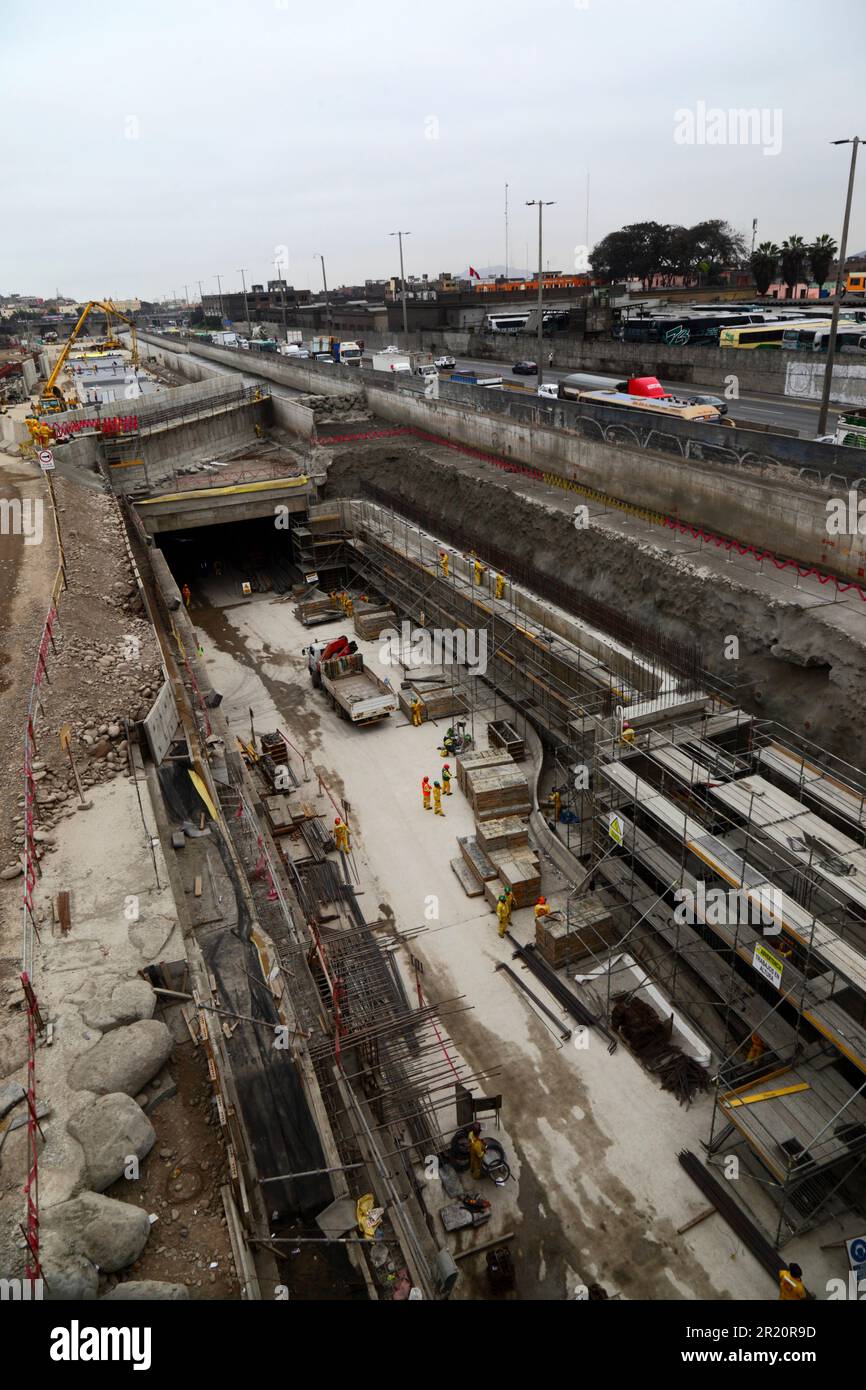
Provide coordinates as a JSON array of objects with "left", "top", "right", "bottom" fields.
[{"left": 182, "top": 578, "right": 854, "bottom": 1300}]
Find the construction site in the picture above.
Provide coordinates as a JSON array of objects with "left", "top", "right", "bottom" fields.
[{"left": 1, "top": 321, "right": 866, "bottom": 1307}]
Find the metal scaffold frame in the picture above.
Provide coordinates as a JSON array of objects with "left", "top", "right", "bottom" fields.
[{"left": 332, "top": 492, "right": 866, "bottom": 1247}]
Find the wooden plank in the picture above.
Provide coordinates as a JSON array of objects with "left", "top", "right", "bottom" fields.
[
  {"left": 451, "top": 857, "right": 484, "bottom": 898},
  {"left": 55, "top": 890, "right": 71, "bottom": 935},
  {"left": 458, "top": 835, "right": 497, "bottom": 883},
  {"left": 194, "top": 876, "right": 203, "bottom": 898}
]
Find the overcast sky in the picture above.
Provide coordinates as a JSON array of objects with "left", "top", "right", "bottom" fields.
[{"left": 3, "top": 0, "right": 864, "bottom": 301}]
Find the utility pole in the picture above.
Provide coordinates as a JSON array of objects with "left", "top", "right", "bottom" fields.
[
  {"left": 316, "top": 254, "right": 330, "bottom": 331},
  {"left": 215, "top": 274, "right": 225, "bottom": 326},
  {"left": 526, "top": 199, "right": 555, "bottom": 388},
  {"left": 750, "top": 219, "right": 758, "bottom": 257},
  {"left": 183, "top": 284, "right": 190, "bottom": 313},
  {"left": 238, "top": 268, "right": 252, "bottom": 340},
  {"left": 390, "top": 231, "right": 411, "bottom": 336},
  {"left": 818, "top": 136, "right": 861, "bottom": 437},
  {"left": 274, "top": 260, "right": 289, "bottom": 342},
  {"left": 505, "top": 183, "right": 509, "bottom": 281}
]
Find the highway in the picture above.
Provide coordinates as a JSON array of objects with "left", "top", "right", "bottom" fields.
[{"left": 442, "top": 353, "right": 839, "bottom": 438}]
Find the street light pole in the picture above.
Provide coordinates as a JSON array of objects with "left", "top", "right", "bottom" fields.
[
  {"left": 526, "top": 199, "right": 555, "bottom": 388},
  {"left": 818, "top": 137, "right": 862, "bottom": 438},
  {"left": 238, "top": 268, "right": 252, "bottom": 340},
  {"left": 215, "top": 274, "right": 225, "bottom": 326},
  {"left": 390, "top": 231, "right": 411, "bottom": 336},
  {"left": 317, "top": 255, "right": 330, "bottom": 332}
]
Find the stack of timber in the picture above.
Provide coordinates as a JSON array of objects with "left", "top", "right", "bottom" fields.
[
  {"left": 295, "top": 594, "right": 343, "bottom": 627},
  {"left": 397, "top": 683, "right": 468, "bottom": 723},
  {"left": 476, "top": 816, "right": 529, "bottom": 854},
  {"left": 483, "top": 846, "right": 541, "bottom": 909},
  {"left": 466, "top": 764, "right": 531, "bottom": 822},
  {"left": 456, "top": 748, "right": 514, "bottom": 793},
  {"left": 353, "top": 604, "right": 396, "bottom": 640},
  {"left": 451, "top": 833, "right": 499, "bottom": 899},
  {"left": 536, "top": 893, "right": 613, "bottom": 968}
]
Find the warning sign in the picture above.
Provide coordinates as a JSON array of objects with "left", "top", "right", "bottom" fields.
[
  {"left": 608, "top": 813, "right": 624, "bottom": 846},
  {"left": 753, "top": 942, "right": 784, "bottom": 990},
  {"left": 38, "top": 449, "right": 55, "bottom": 471}
]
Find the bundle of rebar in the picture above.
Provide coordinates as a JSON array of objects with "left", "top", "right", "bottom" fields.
[
  {"left": 507, "top": 937, "right": 617, "bottom": 1053},
  {"left": 611, "top": 994, "right": 708, "bottom": 1106}
]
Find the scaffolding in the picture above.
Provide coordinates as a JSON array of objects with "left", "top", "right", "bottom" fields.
[{"left": 333, "top": 492, "right": 866, "bottom": 1247}]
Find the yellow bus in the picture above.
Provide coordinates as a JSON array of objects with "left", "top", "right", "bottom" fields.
[{"left": 719, "top": 319, "right": 826, "bottom": 349}]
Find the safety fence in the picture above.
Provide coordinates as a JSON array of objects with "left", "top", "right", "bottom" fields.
[{"left": 18, "top": 465, "right": 69, "bottom": 1286}]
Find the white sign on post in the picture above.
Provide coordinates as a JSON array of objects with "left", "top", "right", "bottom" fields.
[{"left": 38, "top": 450, "right": 55, "bottom": 471}]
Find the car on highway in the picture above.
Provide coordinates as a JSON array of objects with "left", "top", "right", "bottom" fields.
[
  {"left": 537, "top": 382, "right": 559, "bottom": 399},
  {"left": 687, "top": 393, "right": 728, "bottom": 415},
  {"left": 434, "top": 354, "right": 456, "bottom": 369},
  {"left": 512, "top": 360, "right": 538, "bottom": 375}
]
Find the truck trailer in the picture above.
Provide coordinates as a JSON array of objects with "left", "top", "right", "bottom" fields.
[{"left": 304, "top": 636, "right": 397, "bottom": 726}]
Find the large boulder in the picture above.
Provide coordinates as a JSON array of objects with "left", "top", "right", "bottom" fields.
[
  {"left": 79, "top": 978, "right": 156, "bottom": 1032},
  {"left": 67, "top": 1020, "right": 173, "bottom": 1096},
  {"left": 102, "top": 1281, "right": 189, "bottom": 1301},
  {"left": 68, "top": 1093, "right": 156, "bottom": 1191},
  {"left": 43, "top": 1192, "right": 151, "bottom": 1275}
]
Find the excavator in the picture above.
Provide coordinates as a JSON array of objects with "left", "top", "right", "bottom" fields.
[{"left": 34, "top": 300, "right": 140, "bottom": 415}]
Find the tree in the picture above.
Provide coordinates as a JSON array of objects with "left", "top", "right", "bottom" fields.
[
  {"left": 589, "top": 229, "right": 633, "bottom": 284},
  {"left": 687, "top": 220, "right": 747, "bottom": 283},
  {"left": 750, "top": 242, "right": 780, "bottom": 295},
  {"left": 808, "top": 234, "right": 837, "bottom": 290},
  {"left": 781, "top": 236, "right": 807, "bottom": 298}
]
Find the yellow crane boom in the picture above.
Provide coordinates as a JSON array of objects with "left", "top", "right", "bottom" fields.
[{"left": 41, "top": 300, "right": 139, "bottom": 410}]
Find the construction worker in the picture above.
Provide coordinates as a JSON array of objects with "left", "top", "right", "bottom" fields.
[
  {"left": 548, "top": 788, "right": 562, "bottom": 822},
  {"left": 441, "top": 763, "right": 453, "bottom": 795},
  {"left": 621, "top": 720, "right": 636, "bottom": 746},
  {"left": 473, "top": 559, "right": 485, "bottom": 586},
  {"left": 440, "top": 727, "right": 457, "bottom": 757},
  {"left": 334, "top": 817, "right": 350, "bottom": 853},
  {"left": 411, "top": 696, "right": 423, "bottom": 728},
  {"left": 746, "top": 1032, "right": 766, "bottom": 1065},
  {"left": 432, "top": 781, "right": 444, "bottom": 816},
  {"left": 534, "top": 895, "right": 551, "bottom": 924},
  {"left": 422, "top": 776, "right": 432, "bottom": 811},
  {"left": 181, "top": 583, "right": 191, "bottom": 609},
  {"left": 496, "top": 894, "right": 510, "bottom": 938},
  {"left": 503, "top": 885, "right": 514, "bottom": 917},
  {"left": 468, "top": 1123, "right": 486, "bottom": 1181},
  {"left": 495, "top": 573, "right": 506, "bottom": 600},
  {"left": 438, "top": 549, "right": 449, "bottom": 578},
  {"left": 778, "top": 1263, "right": 807, "bottom": 1300}
]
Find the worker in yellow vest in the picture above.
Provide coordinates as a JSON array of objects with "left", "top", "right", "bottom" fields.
[
  {"left": 496, "top": 894, "right": 510, "bottom": 938},
  {"left": 534, "top": 895, "right": 550, "bottom": 924},
  {"left": 468, "top": 1123, "right": 486, "bottom": 1180},
  {"left": 621, "top": 720, "right": 636, "bottom": 746},
  {"left": 432, "top": 781, "right": 445, "bottom": 816},
  {"left": 438, "top": 549, "right": 449, "bottom": 578},
  {"left": 411, "top": 696, "right": 423, "bottom": 728},
  {"left": 746, "top": 1032, "right": 766, "bottom": 1065},
  {"left": 495, "top": 573, "right": 505, "bottom": 600},
  {"left": 334, "top": 817, "right": 350, "bottom": 853},
  {"left": 474, "top": 559, "right": 485, "bottom": 586},
  {"left": 778, "top": 1263, "right": 807, "bottom": 1300},
  {"left": 441, "top": 763, "right": 452, "bottom": 795}
]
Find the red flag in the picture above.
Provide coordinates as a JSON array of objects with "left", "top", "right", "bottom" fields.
[{"left": 469, "top": 266, "right": 480, "bottom": 280}]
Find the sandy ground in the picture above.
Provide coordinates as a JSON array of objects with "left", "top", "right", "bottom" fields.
[{"left": 181, "top": 579, "right": 854, "bottom": 1301}]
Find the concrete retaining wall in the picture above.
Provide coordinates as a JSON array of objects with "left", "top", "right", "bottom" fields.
[{"left": 364, "top": 380, "right": 866, "bottom": 582}]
